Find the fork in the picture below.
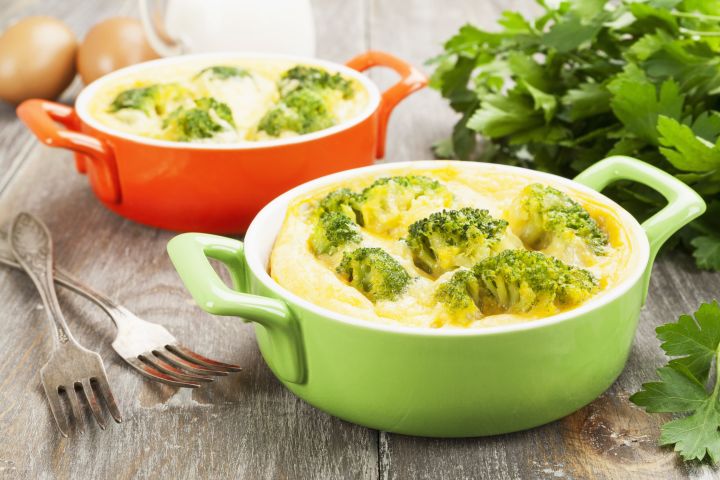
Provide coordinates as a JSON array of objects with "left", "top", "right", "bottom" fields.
[
  {"left": 0, "top": 228, "right": 241, "bottom": 389},
  {"left": 9, "top": 212, "right": 123, "bottom": 436}
]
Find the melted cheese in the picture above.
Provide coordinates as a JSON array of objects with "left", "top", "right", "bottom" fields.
[
  {"left": 87, "top": 59, "right": 369, "bottom": 143},
  {"left": 270, "top": 166, "right": 639, "bottom": 329}
]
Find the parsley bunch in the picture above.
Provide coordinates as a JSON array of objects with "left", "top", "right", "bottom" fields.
[
  {"left": 631, "top": 301, "right": 720, "bottom": 464},
  {"left": 429, "top": 0, "right": 720, "bottom": 270}
]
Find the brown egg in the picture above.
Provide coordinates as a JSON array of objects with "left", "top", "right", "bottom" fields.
[
  {"left": 0, "top": 16, "right": 77, "bottom": 104},
  {"left": 77, "top": 17, "right": 159, "bottom": 84}
]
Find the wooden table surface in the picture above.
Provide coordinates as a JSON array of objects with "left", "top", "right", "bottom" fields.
[{"left": 1, "top": 1, "right": 719, "bottom": 479}]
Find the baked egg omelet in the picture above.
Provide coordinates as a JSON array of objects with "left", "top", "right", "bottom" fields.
[
  {"left": 88, "top": 60, "right": 369, "bottom": 143},
  {"left": 270, "top": 166, "right": 640, "bottom": 329}
]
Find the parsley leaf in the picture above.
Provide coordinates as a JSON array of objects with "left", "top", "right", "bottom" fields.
[
  {"left": 541, "top": 14, "right": 604, "bottom": 52},
  {"left": 560, "top": 82, "right": 611, "bottom": 122},
  {"left": 607, "top": 67, "right": 684, "bottom": 145},
  {"left": 660, "top": 400, "right": 720, "bottom": 463},
  {"left": 657, "top": 304, "right": 720, "bottom": 382},
  {"left": 691, "top": 112, "right": 720, "bottom": 143},
  {"left": 631, "top": 301, "right": 720, "bottom": 463},
  {"left": 467, "top": 92, "right": 544, "bottom": 138},
  {"left": 658, "top": 116, "right": 720, "bottom": 172},
  {"left": 630, "top": 366, "right": 707, "bottom": 412},
  {"left": 523, "top": 82, "right": 557, "bottom": 122},
  {"left": 691, "top": 236, "right": 720, "bottom": 271}
]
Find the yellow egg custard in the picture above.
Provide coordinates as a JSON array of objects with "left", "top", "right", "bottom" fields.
[
  {"left": 88, "top": 59, "right": 369, "bottom": 143},
  {"left": 270, "top": 165, "right": 641, "bottom": 329}
]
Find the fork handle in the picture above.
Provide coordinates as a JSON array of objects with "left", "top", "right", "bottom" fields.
[
  {"left": 9, "top": 213, "right": 79, "bottom": 348},
  {"left": 0, "top": 230, "right": 124, "bottom": 324}
]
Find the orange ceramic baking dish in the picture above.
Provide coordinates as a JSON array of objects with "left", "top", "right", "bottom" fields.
[{"left": 17, "top": 51, "right": 426, "bottom": 233}]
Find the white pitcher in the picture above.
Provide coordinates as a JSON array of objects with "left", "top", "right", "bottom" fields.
[{"left": 139, "top": 0, "right": 316, "bottom": 57}]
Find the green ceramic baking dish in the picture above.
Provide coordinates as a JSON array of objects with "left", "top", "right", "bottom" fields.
[{"left": 166, "top": 156, "right": 705, "bottom": 437}]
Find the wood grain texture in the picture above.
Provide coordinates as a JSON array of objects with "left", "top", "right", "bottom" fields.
[{"left": 0, "top": 0, "right": 719, "bottom": 479}]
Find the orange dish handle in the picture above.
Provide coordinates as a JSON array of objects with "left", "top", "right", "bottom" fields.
[
  {"left": 16, "top": 99, "right": 121, "bottom": 204},
  {"left": 346, "top": 51, "right": 427, "bottom": 158}
]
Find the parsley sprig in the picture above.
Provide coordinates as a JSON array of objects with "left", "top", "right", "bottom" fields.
[
  {"left": 631, "top": 301, "right": 720, "bottom": 463},
  {"left": 429, "top": 0, "right": 720, "bottom": 270}
]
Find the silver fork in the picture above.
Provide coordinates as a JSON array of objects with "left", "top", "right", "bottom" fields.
[
  {"left": 0, "top": 228, "right": 241, "bottom": 389},
  {"left": 10, "top": 212, "right": 122, "bottom": 436}
]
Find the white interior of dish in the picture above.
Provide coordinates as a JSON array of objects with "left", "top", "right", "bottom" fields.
[
  {"left": 244, "top": 160, "right": 651, "bottom": 336},
  {"left": 74, "top": 52, "right": 382, "bottom": 150}
]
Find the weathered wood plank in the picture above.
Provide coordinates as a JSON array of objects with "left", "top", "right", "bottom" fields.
[
  {"left": 0, "top": 1, "right": 378, "bottom": 479},
  {"left": 314, "top": 0, "right": 367, "bottom": 62},
  {"left": 367, "top": 1, "right": 720, "bottom": 479}
]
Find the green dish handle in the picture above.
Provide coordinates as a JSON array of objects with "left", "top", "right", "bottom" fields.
[
  {"left": 167, "top": 233, "right": 305, "bottom": 384},
  {"left": 573, "top": 155, "right": 706, "bottom": 301}
]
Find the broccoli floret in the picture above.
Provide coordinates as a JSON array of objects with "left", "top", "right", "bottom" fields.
[
  {"left": 472, "top": 250, "right": 598, "bottom": 314},
  {"left": 435, "top": 270, "right": 479, "bottom": 312},
  {"left": 168, "top": 109, "right": 219, "bottom": 140},
  {"left": 163, "top": 97, "right": 235, "bottom": 141},
  {"left": 194, "top": 97, "right": 235, "bottom": 126},
  {"left": 435, "top": 250, "right": 598, "bottom": 316},
  {"left": 279, "top": 65, "right": 354, "bottom": 99},
  {"left": 109, "top": 83, "right": 188, "bottom": 116},
  {"left": 406, "top": 208, "right": 509, "bottom": 276},
  {"left": 196, "top": 65, "right": 249, "bottom": 80},
  {"left": 357, "top": 176, "right": 452, "bottom": 235},
  {"left": 257, "top": 88, "right": 335, "bottom": 136},
  {"left": 364, "top": 175, "right": 442, "bottom": 193},
  {"left": 337, "top": 247, "right": 411, "bottom": 302},
  {"left": 309, "top": 211, "right": 361, "bottom": 255},
  {"left": 509, "top": 184, "right": 608, "bottom": 256},
  {"left": 316, "top": 188, "right": 362, "bottom": 222},
  {"left": 109, "top": 86, "right": 156, "bottom": 114},
  {"left": 258, "top": 65, "right": 354, "bottom": 137}
]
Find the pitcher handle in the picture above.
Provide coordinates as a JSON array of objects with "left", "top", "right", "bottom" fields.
[{"left": 138, "top": 0, "right": 183, "bottom": 57}]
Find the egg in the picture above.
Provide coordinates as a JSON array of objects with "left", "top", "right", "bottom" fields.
[
  {"left": 77, "top": 17, "right": 159, "bottom": 84},
  {"left": 0, "top": 16, "right": 77, "bottom": 104}
]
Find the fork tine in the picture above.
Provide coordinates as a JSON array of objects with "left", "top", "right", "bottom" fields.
[
  {"left": 126, "top": 357, "right": 201, "bottom": 389},
  {"left": 166, "top": 344, "right": 242, "bottom": 372},
  {"left": 66, "top": 385, "right": 85, "bottom": 432},
  {"left": 153, "top": 349, "right": 229, "bottom": 376},
  {"left": 140, "top": 354, "right": 214, "bottom": 383},
  {"left": 43, "top": 383, "right": 69, "bottom": 438},
  {"left": 81, "top": 379, "right": 106, "bottom": 430},
  {"left": 93, "top": 376, "right": 123, "bottom": 424}
]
